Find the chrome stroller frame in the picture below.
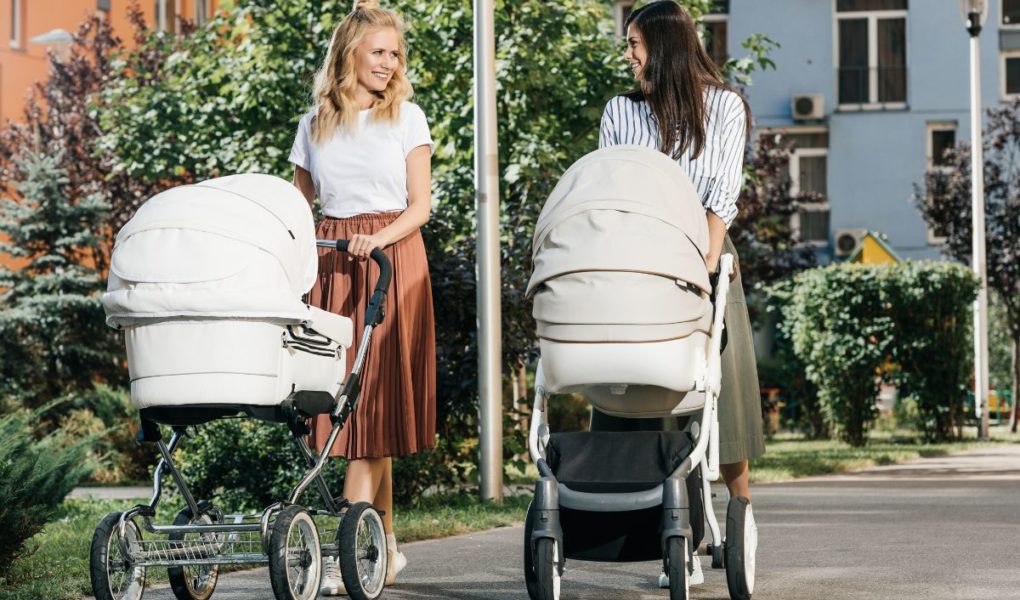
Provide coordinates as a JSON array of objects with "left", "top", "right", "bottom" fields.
[
  {"left": 90, "top": 241, "right": 392, "bottom": 600},
  {"left": 525, "top": 254, "right": 755, "bottom": 600}
]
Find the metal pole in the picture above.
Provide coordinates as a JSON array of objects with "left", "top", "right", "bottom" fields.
[
  {"left": 474, "top": 0, "right": 504, "bottom": 501},
  {"left": 968, "top": 30, "right": 990, "bottom": 440}
]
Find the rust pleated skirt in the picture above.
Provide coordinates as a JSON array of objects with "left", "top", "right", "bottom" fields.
[{"left": 307, "top": 212, "right": 436, "bottom": 459}]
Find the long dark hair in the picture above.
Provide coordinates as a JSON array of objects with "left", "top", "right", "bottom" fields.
[{"left": 624, "top": 1, "right": 750, "bottom": 160}]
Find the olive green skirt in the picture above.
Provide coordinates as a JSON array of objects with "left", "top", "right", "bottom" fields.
[{"left": 589, "top": 236, "right": 766, "bottom": 464}]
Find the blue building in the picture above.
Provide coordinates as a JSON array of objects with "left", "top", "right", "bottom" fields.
[{"left": 614, "top": 0, "right": 1020, "bottom": 261}]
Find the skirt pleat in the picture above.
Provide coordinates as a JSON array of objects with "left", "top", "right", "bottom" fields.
[{"left": 308, "top": 212, "right": 436, "bottom": 459}]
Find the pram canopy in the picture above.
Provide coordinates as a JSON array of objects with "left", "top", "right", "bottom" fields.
[
  {"left": 103, "top": 173, "right": 319, "bottom": 327},
  {"left": 527, "top": 145, "right": 712, "bottom": 345}
]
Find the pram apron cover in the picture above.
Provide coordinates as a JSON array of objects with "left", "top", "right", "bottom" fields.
[
  {"left": 528, "top": 146, "right": 713, "bottom": 417},
  {"left": 103, "top": 174, "right": 352, "bottom": 410}
]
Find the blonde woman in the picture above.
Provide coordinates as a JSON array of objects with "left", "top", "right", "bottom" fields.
[{"left": 289, "top": 0, "right": 435, "bottom": 594}]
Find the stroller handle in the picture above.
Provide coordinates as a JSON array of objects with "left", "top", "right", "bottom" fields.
[{"left": 316, "top": 239, "right": 392, "bottom": 326}]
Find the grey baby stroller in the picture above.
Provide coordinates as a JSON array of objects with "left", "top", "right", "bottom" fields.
[
  {"left": 523, "top": 147, "right": 756, "bottom": 600},
  {"left": 90, "top": 174, "right": 391, "bottom": 600}
]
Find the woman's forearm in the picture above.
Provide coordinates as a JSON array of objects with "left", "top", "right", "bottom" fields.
[
  {"left": 705, "top": 209, "right": 727, "bottom": 274},
  {"left": 375, "top": 199, "right": 430, "bottom": 247}
]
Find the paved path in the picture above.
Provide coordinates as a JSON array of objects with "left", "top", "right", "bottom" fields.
[{"left": 119, "top": 445, "right": 1020, "bottom": 600}]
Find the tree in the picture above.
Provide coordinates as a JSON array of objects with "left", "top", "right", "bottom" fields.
[
  {"left": 915, "top": 97, "right": 1020, "bottom": 433},
  {"left": 0, "top": 147, "right": 123, "bottom": 417}
]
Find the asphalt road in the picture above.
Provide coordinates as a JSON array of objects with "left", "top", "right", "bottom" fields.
[{"left": 125, "top": 445, "right": 1020, "bottom": 600}]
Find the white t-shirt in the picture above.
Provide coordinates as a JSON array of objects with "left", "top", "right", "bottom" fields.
[{"left": 288, "top": 101, "right": 433, "bottom": 218}]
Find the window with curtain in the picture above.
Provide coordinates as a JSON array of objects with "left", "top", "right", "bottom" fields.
[
  {"left": 10, "top": 0, "right": 22, "bottom": 48},
  {"left": 155, "top": 0, "right": 178, "bottom": 33},
  {"left": 837, "top": 2, "right": 907, "bottom": 106},
  {"left": 195, "top": 0, "right": 209, "bottom": 25}
]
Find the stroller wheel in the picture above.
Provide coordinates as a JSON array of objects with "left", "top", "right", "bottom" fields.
[
  {"left": 523, "top": 502, "right": 540, "bottom": 599},
  {"left": 268, "top": 505, "right": 321, "bottom": 600},
  {"left": 725, "top": 496, "right": 756, "bottom": 600},
  {"left": 337, "top": 502, "right": 387, "bottom": 600},
  {"left": 532, "top": 538, "right": 561, "bottom": 600},
  {"left": 666, "top": 536, "right": 690, "bottom": 600},
  {"left": 89, "top": 512, "right": 146, "bottom": 600},
  {"left": 168, "top": 504, "right": 222, "bottom": 600},
  {"left": 711, "top": 543, "right": 725, "bottom": 569}
]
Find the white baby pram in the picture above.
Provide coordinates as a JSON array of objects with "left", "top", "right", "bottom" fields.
[
  {"left": 523, "top": 146, "right": 755, "bottom": 600},
  {"left": 90, "top": 174, "right": 391, "bottom": 600}
]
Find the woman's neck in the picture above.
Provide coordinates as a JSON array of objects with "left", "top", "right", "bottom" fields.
[{"left": 354, "top": 86, "right": 377, "bottom": 110}]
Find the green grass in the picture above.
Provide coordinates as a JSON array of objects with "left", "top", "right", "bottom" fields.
[
  {"left": 750, "top": 429, "right": 1020, "bottom": 483},
  {"left": 0, "top": 492, "right": 531, "bottom": 600}
]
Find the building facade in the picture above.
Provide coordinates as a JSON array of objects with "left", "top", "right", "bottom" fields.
[
  {"left": 616, "top": 0, "right": 1020, "bottom": 261},
  {"left": 1, "top": 0, "right": 217, "bottom": 125}
]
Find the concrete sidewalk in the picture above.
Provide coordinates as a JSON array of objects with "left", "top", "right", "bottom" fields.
[{"left": 104, "top": 444, "right": 1020, "bottom": 600}]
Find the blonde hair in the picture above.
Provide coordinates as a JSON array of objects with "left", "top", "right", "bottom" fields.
[{"left": 310, "top": 0, "right": 412, "bottom": 144}]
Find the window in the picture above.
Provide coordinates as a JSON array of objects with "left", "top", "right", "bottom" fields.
[
  {"left": 1004, "top": 52, "right": 1020, "bottom": 98},
  {"left": 925, "top": 122, "right": 956, "bottom": 244},
  {"left": 155, "top": 0, "right": 179, "bottom": 33},
  {"left": 1004, "top": 0, "right": 1020, "bottom": 27},
  {"left": 614, "top": 1, "right": 636, "bottom": 37},
  {"left": 10, "top": 0, "right": 22, "bottom": 49},
  {"left": 767, "top": 129, "right": 831, "bottom": 245},
  {"left": 702, "top": 2, "right": 729, "bottom": 69},
  {"left": 98, "top": 0, "right": 111, "bottom": 12},
  {"left": 836, "top": 0, "right": 907, "bottom": 108}
]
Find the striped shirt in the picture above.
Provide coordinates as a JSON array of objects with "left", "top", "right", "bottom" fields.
[{"left": 598, "top": 87, "right": 747, "bottom": 227}]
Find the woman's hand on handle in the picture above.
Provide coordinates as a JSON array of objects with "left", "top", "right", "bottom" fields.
[{"left": 348, "top": 232, "right": 388, "bottom": 260}]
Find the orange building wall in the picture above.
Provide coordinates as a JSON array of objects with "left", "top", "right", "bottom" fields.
[{"left": 1, "top": 1, "right": 216, "bottom": 270}]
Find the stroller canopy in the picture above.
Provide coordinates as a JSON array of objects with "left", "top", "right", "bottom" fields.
[
  {"left": 528, "top": 146, "right": 712, "bottom": 344},
  {"left": 103, "top": 174, "right": 318, "bottom": 327}
]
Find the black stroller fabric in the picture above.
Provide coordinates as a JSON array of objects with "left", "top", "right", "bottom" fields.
[
  {"left": 545, "top": 431, "right": 701, "bottom": 562},
  {"left": 546, "top": 431, "right": 693, "bottom": 493}
]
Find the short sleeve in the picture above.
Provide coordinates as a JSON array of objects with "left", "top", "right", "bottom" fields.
[
  {"left": 288, "top": 112, "right": 313, "bottom": 171},
  {"left": 402, "top": 103, "right": 434, "bottom": 157}
]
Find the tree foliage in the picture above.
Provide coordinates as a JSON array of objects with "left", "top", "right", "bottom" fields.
[
  {"left": 0, "top": 148, "right": 123, "bottom": 416},
  {"left": 777, "top": 262, "right": 977, "bottom": 445},
  {"left": 915, "top": 96, "right": 1020, "bottom": 432}
]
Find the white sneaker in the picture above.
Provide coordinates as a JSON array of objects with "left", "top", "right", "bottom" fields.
[
  {"left": 383, "top": 546, "right": 408, "bottom": 583},
  {"left": 319, "top": 557, "right": 347, "bottom": 596},
  {"left": 658, "top": 552, "right": 704, "bottom": 588}
]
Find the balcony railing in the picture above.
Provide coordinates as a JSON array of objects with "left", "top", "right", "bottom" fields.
[{"left": 838, "top": 65, "right": 907, "bottom": 106}]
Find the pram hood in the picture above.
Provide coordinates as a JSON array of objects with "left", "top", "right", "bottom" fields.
[
  {"left": 526, "top": 145, "right": 710, "bottom": 299},
  {"left": 527, "top": 146, "right": 712, "bottom": 345},
  {"left": 103, "top": 174, "right": 318, "bottom": 327}
]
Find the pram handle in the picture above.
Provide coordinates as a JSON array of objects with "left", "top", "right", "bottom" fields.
[{"left": 315, "top": 239, "right": 392, "bottom": 327}]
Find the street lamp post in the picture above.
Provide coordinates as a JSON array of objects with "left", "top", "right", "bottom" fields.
[{"left": 960, "top": 0, "right": 990, "bottom": 440}]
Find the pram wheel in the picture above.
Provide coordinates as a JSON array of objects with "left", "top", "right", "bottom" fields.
[
  {"left": 89, "top": 512, "right": 146, "bottom": 600},
  {"left": 725, "top": 496, "right": 755, "bottom": 600},
  {"left": 268, "top": 505, "right": 321, "bottom": 600},
  {"left": 710, "top": 543, "right": 725, "bottom": 569},
  {"left": 167, "top": 504, "right": 222, "bottom": 600},
  {"left": 337, "top": 501, "right": 387, "bottom": 600},
  {"left": 666, "top": 536, "right": 689, "bottom": 600},
  {"left": 531, "top": 538, "right": 561, "bottom": 600}
]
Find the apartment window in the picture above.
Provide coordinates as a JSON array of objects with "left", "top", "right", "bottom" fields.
[
  {"left": 836, "top": 0, "right": 907, "bottom": 108},
  {"left": 155, "top": 0, "right": 179, "bottom": 33},
  {"left": 1004, "top": 0, "right": 1020, "bottom": 27},
  {"left": 925, "top": 122, "right": 956, "bottom": 244},
  {"left": 615, "top": 1, "right": 636, "bottom": 37},
  {"left": 703, "top": 1, "right": 729, "bottom": 68},
  {"left": 1004, "top": 52, "right": 1020, "bottom": 98},
  {"left": 768, "top": 129, "right": 831, "bottom": 245},
  {"left": 98, "top": 0, "right": 111, "bottom": 11},
  {"left": 10, "top": 0, "right": 22, "bottom": 49}
]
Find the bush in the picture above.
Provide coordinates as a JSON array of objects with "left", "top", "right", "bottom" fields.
[
  {"left": 0, "top": 408, "right": 96, "bottom": 572},
  {"left": 776, "top": 262, "right": 978, "bottom": 446}
]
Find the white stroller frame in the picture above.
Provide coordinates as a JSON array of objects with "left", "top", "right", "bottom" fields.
[
  {"left": 89, "top": 174, "right": 395, "bottom": 600},
  {"left": 522, "top": 146, "right": 754, "bottom": 600}
]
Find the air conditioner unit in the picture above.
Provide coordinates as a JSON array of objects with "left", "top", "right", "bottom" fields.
[
  {"left": 792, "top": 94, "right": 825, "bottom": 121},
  {"left": 834, "top": 228, "right": 866, "bottom": 257}
]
